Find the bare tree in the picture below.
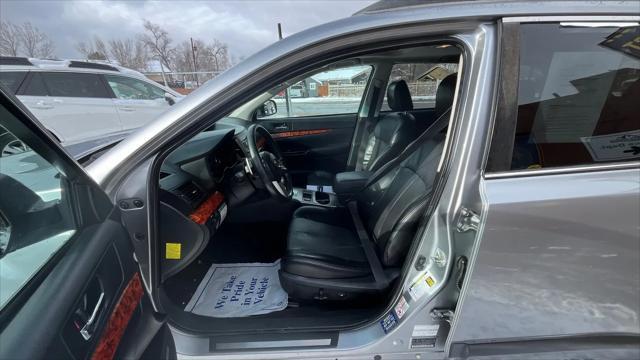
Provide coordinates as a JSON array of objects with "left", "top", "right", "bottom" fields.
[
  {"left": 17, "top": 22, "right": 54, "bottom": 58},
  {"left": 0, "top": 21, "right": 21, "bottom": 56},
  {"left": 76, "top": 36, "right": 110, "bottom": 61},
  {"left": 172, "top": 38, "right": 230, "bottom": 85},
  {"left": 109, "top": 38, "right": 149, "bottom": 71},
  {"left": 206, "top": 39, "right": 229, "bottom": 72},
  {"left": 141, "top": 20, "right": 174, "bottom": 71}
]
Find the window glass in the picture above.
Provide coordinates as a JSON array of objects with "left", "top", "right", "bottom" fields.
[
  {"left": 41, "top": 72, "right": 110, "bottom": 98},
  {"left": 21, "top": 72, "right": 49, "bottom": 96},
  {"left": 381, "top": 63, "right": 458, "bottom": 111},
  {"left": 105, "top": 75, "right": 165, "bottom": 100},
  {"left": 0, "top": 124, "right": 76, "bottom": 310},
  {"left": 258, "top": 65, "right": 373, "bottom": 119},
  {"left": 509, "top": 24, "right": 640, "bottom": 170},
  {"left": 0, "top": 72, "right": 27, "bottom": 94}
]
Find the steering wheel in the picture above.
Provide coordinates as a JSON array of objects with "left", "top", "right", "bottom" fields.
[{"left": 246, "top": 124, "right": 292, "bottom": 200}]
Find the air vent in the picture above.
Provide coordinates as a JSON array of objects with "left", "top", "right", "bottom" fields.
[
  {"left": 68, "top": 61, "right": 119, "bottom": 72},
  {"left": 175, "top": 182, "right": 203, "bottom": 203},
  {"left": 0, "top": 56, "right": 33, "bottom": 66}
]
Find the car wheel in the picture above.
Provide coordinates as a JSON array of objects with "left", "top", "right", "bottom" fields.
[{"left": 0, "top": 133, "right": 29, "bottom": 157}]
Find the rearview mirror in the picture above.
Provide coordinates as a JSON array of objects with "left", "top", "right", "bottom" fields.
[
  {"left": 256, "top": 100, "right": 277, "bottom": 118},
  {"left": 164, "top": 92, "right": 177, "bottom": 106}
]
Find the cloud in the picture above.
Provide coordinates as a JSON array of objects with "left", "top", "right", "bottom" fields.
[{"left": 0, "top": 0, "right": 374, "bottom": 61}]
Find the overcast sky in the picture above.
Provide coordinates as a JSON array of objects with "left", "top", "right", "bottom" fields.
[{"left": 1, "top": 0, "right": 375, "bottom": 62}]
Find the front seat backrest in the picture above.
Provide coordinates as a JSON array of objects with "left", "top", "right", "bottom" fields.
[
  {"left": 357, "top": 134, "right": 446, "bottom": 267},
  {"left": 363, "top": 80, "right": 417, "bottom": 172}
]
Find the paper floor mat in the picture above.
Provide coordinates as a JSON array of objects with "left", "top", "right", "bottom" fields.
[{"left": 185, "top": 259, "right": 288, "bottom": 318}]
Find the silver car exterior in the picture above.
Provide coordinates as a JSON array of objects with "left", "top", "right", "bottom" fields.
[{"left": 83, "top": 1, "right": 639, "bottom": 359}]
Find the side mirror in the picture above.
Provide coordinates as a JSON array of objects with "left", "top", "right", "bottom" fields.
[
  {"left": 256, "top": 100, "right": 277, "bottom": 118},
  {"left": 164, "top": 92, "right": 177, "bottom": 106}
]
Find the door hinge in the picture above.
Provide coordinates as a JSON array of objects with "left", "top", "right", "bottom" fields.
[
  {"left": 456, "top": 207, "right": 480, "bottom": 232},
  {"left": 430, "top": 309, "right": 455, "bottom": 324}
]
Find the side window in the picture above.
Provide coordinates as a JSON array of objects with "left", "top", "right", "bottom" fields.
[
  {"left": 0, "top": 124, "right": 76, "bottom": 310},
  {"left": 381, "top": 63, "right": 458, "bottom": 111},
  {"left": 0, "top": 72, "right": 27, "bottom": 94},
  {"left": 20, "top": 72, "right": 49, "bottom": 96},
  {"left": 105, "top": 75, "right": 165, "bottom": 100},
  {"left": 508, "top": 23, "right": 640, "bottom": 170},
  {"left": 258, "top": 65, "right": 373, "bottom": 119},
  {"left": 41, "top": 72, "right": 111, "bottom": 98}
]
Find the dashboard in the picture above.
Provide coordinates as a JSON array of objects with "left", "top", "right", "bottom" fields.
[{"left": 157, "top": 120, "right": 254, "bottom": 281}]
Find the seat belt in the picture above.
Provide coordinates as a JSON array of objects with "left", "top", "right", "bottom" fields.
[
  {"left": 347, "top": 201, "right": 389, "bottom": 289},
  {"left": 361, "top": 108, "right": 451, "bottom": 190}
]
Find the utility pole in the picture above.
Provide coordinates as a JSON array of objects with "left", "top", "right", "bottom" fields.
[
  {"left": 278, "top": 23, "right": 291, "bottom": 117},
  {"left": 191, "top": 37, "right": 199, "bottom": 87}
]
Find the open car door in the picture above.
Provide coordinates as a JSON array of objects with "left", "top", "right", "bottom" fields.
[{"left": 0, "top": 88, "right": 176, "bottom": 359}]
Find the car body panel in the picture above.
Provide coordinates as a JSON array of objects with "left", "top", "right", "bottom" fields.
[
  {"left": 17, "top": 94, "right": 122, "bottom": 144},
  {"left": 450, "top": 169, "right": 640, "bottom": 342},
  {"left": 114, "top": 98, "right": 172, "bottom": 131}
]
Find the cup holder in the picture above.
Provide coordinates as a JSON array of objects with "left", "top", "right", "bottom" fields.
[{"left": 315, "top": 192, "right": 330, "bottom": 205}]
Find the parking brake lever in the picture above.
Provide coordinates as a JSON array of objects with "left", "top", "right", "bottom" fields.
[{"left": 79, "top": 291, "right": 104, "bottom": 340}]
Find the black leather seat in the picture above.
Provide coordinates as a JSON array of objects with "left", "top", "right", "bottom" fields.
[
  {"left": 307, "top": 75, "right": 457, "bottom": 187},
  {"left": 307, "top": 80, "right": 417, "bottom": 186},
  {"left": 281, "top": 133, "right": 447, "bottom": 301}
]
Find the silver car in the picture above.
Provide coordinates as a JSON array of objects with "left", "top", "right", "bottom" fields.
[{"left": 0, "top": 1, "right": 638, "bottom": 359}]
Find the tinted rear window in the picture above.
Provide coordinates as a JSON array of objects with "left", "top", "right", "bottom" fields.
[
  {"left": 21, "top": 72, "right": 49, "bottom": 96},
  {"left": 509, "top": 24, "right": 640, "bottom": 170},
  {"left": 0, "top": 72, "right": 27, "bottom": 94},
  {"left": 41, "top": 72, "right": 111, "bottom": 98}
]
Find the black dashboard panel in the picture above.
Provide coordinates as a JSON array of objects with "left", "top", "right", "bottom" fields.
[
  {"left": 165, "top": 129, "right": 235, "bottom": 166},
  {"left": 158, "top": 122, "right": 254, "bottom": 283}
]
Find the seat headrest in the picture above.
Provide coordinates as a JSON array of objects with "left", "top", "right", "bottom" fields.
[
  {"left": 387, "top": 80, "right": 413, "bottom": 112},
  {"left": 435, "top": 73, "right": 458, "bottom": 117}
]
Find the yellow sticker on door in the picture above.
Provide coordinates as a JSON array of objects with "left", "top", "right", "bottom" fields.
[
  {"left": 409, "top": 271, "right": 437, "bottom": 301},
  {"left": 166, "top": 243, "right": 182, "bottom": 259}
]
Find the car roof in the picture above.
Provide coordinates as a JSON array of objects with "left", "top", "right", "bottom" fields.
[
  {"left": 355, "top": 0, "right": 636, "bottom": 15},
  {"left": 0, "top": 56, "right": 148, "bottom": 79}
]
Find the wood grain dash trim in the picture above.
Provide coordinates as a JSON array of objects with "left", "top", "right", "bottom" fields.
[
  {"left": 91, "top": 272, "right": 144, "bottom": 360},
  {"left": 189, "top": 192, "right": 224, "bottom": 225},
  {"left": 271, "top": 129, "right": 330, "bottom": 138}
]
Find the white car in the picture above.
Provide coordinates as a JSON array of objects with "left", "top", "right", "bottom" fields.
[{"left": 0, "top": 57, "right": 182, "bottom": 154}]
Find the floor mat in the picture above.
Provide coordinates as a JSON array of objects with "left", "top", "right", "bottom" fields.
[{"left": 185, "top": 260, "right": 288, "bottom": 318}]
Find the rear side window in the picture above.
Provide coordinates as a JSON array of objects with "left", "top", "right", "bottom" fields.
[
  {"left": 41, "top": 72, "right": 111, "bottom": 98},
  {"left": 509, "top": 23, "right": 640, "bottom": 170},
  {"left": 0, "top": 72, "right": 27, "bottom": 94},
  {"left": 105, "top": 75, "right": 165, "bottom": 100},
  {"left": 20, "top": 72, "right": 49, "bottom": 96},
  {"left": 381, "top": 63, "right": 458, "bottom": 111}
]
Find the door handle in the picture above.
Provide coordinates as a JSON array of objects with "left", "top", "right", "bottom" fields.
[
  {"left": 274, "top": 123, "right": 289, "bottom": 131},
  {"left": 79, "top": 291, "right": 104, "bottom": 340},
  {"left": 33, "top": 100, "right": 54, "bottom": 109},
  {"left": 119, "top": 106, "right": 135, "bottom": 112}
]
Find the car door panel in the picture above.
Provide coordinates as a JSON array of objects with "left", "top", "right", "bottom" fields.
[
  {"left": 0, "top": 90, "right": 175, "bottom": 360},
  {"left": 262, "top": 114, "right": 356, "bottom": 183},
  {"left": 448, "top": 170, "right": 640, "bottom": 357},
  {"left": 114, "top": 98, "right": 170, "bottom": 131}
]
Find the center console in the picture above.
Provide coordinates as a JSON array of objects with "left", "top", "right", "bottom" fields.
[{"left": 292, "top": 188, "right": 339, "bottom": 207}]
